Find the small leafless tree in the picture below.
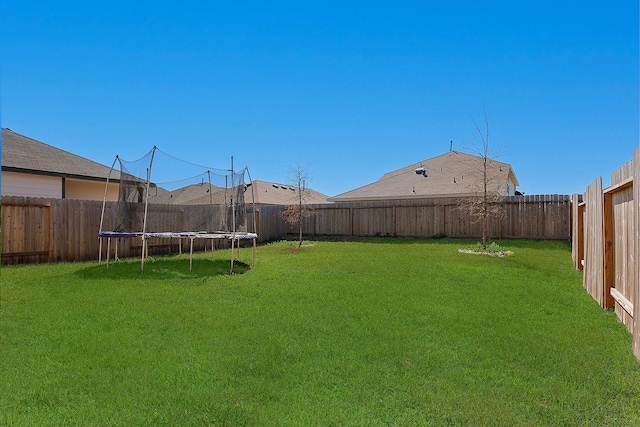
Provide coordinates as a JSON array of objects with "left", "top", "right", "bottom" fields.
[
  {"left": 464, "top": 112, "right": 507, "bottom": 250},
  {"left": 281, "top": 165, "right": 314, "bottom": 248}
]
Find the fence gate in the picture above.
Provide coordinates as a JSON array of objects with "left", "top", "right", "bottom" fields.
[{"left": 1, "top": 201, "right": 51, "bottom": 265}]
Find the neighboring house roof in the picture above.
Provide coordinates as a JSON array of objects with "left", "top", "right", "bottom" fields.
[
  {"left": 147, "top": 183, "right": 226, "bottom": 205},
  {"left": 1, "top": 128, "right": 117, "bottom": 181},
  {"left": 329, "top": 150, "right": 519, "bottom": 202},
  {"left": 148, "top": 183, "right": 201, "bottom": 205},
  {"left": 250, "top": 180, "right": 329, "bottom": 205},
  {"left": 148, "top": 179, "right": 330, "bottom": 206}
]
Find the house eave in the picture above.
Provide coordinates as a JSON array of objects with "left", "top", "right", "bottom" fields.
[
  {"left": 1, "top": 166, "right": 128, "bottom": 185},
  {"left": 2, "top": 166, "right": 117, "bottom": 183},
  {"left": 2, "top": 166, "right": 112, "bottom": 182}
]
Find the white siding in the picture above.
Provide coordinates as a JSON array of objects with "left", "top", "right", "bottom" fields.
[
  {"left": 505, "top": 177, "right": 518, "bottom": 196},
  {"left": 1, "top": 171, "right": 62, "bottom": 198}
]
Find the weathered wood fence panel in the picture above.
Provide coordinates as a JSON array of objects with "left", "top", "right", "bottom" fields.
[
  {"left": 582, "top": 178, "right": 605, "bottom": 306},
  {"left": 315, "top": 207, "right": 351, "bottom": 235},
  {"left": 612, "top": 185, "right": 634, "bottom": 329},
  {"left": 608, "top": 162, "right": 635, "bottom": 332},
  {"left": 573, "top": 147, "right": 639, "bottom": 360},
  {"left": 352, "top": 207, "right": 394, "bottom": 236},
  {"left": 394, "top": 205, "right": 443, "bottom": 237},
  {"left": 444, "top": 204, "right": 475, "bottom": 238},
  {"left": 253, "top": 205, "right": 285, "bottom": 242}
]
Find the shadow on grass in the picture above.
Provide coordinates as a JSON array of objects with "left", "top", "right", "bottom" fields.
[
  {"left": 76, "top": 257, "right": 250, "bottom": 281},
  {"left": 490, "top": 239, "right": 571, "bottom": 251},
  {"left": 289, "top": 236, "right": 571, "bottom": 251}
]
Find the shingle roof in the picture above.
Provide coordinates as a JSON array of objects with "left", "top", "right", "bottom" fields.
[
  {"left": 147, "top": 183, "right": 226, "bottom": 205},
  {"left": 250, "top": 180, "right": 329, "bottom": 205},
  {"left": 329, "top": 151, "right": 519, "bottom": 202},
  {"left": 146, "top": 180, "right": 329, "bottom": 206},
  {"left": 1, "top": 128, "right": 116, "bottom": 181}
]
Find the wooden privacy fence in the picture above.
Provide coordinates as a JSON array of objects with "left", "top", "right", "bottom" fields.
[
  {"left": 2, "top": 194, "right": 570, "bottom": 266},
  {"left": 572, "top": 147, "right": 640, "bottom": 359},
  {"left": 291, "top": 195, "right": 571, "bottom": 240}
]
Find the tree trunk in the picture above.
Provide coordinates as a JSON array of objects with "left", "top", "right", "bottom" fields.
[{"left": 298, "top": 220, "right": 303, "bottom": 247}]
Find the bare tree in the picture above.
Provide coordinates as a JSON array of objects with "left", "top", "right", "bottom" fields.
[
  {"left": 281, "top": 165, "right": 314, "bottom": 248},
  {"left": 464, "top": 112, "right": 507, "bottom": 250}
]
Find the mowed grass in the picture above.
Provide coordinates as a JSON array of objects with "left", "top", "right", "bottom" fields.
[{"left": 1, "top": 239, "right": 639, "bottom": 426}]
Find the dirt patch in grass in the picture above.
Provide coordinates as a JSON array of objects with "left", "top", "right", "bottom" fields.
[
  {"left": 458, "top": 248, "right": 513, "bottom": 257},
  {"left": 458, "top": 242, "right": 513, "bottom": 258}
]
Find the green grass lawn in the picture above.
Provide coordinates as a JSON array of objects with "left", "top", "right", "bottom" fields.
[{"left": 1, "top": 239, "right": 639, "bottom": 426}]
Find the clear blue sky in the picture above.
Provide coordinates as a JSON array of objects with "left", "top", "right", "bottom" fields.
[{"left": 2, "top": 1, "right": 638, "bottom": 196}]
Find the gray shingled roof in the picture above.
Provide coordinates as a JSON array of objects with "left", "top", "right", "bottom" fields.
[
  {"left": 147, "top": 180, "right": 329, "bottom": 206},
  {"left": 329, "top": 151, "right": 519, "bottom": 202},
  {"left": 250, "top": 180, "right": 329, "bottom": 205},
  {"left": 147, "top": 183, "right": 227, "bottom": 205},
  {"left": 2, "top": 128, "right": 117, "bottom": 181}
]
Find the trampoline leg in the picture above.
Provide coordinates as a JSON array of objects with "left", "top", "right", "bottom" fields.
[
  {"left": 252, "top": 238, "right": 256, "bottom": 268},
  {"left": 141, "top": 236, "right": 145, "bottom": 273},
  {"left": 106, "top": 237, "right": 111, "bottom": 269},
  {"left": 189, "top": 237, "right": 194, "bottom": 272},
  {"left": 230, "top": 238, "right": 236, "bottom": 274}
]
